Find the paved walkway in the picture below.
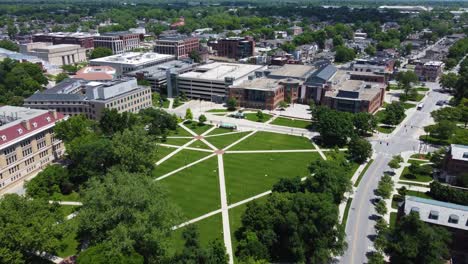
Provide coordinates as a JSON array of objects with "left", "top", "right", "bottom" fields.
[
  {"left": 216, "top": 154, "right": 234, "bottom": 264},
  {"left": 49, "top": 201, "right": 83, "bottom": 206}
]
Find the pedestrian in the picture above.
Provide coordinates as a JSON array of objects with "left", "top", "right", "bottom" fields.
[{"left": 387, "top": 142, "right": 389, "bottom": 146}]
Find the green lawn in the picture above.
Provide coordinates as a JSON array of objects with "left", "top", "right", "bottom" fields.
[
  {"left": 207, "top": 109, "right": 230, "bottom": 113},
  {"left": 154, "top": 146, "right": 178, "bottom": 162},
  {"left": 58, "top": 205, "right": 80, "bottom": 219},
  {"left": 398, "top": 181, "right": 430, "bottom": 188},
  {"left": 170, "top": 213, "right": 223, "bottom": 255},
  {"left": 270, "top": 117, "right": 312, "bottom": 129},
  {"left": 188, "top": 139, "right": 213, "bottom": 150},
  {"left": 415, "top": 87, "right": 430, "bottom": 92},
  {"left": 229, "top": 131, "right": 314, "bottom": 151},
  {"left": 401, "top": 102, "right": 416, "bottom": 109},
  {"left": 159, "top": 156, "right": 220, "bottom": 219},
  {"left": 374, "top": 110, "right": 386, "bottom": 123},
  {"left": 400, "top": 164, "right": 433, "bottom": 183},
  {"left": 354, "top": 159, "right": 374, "bottom": 187},
  {"left": 152, "top": 150, "right": 211, "bottom": 178},
  {"left": 223, "top": 152, "right": 320, "bottom": 204},
  {"left": 57, "top": 218, "right": 79, "bottom": 258},
  {"left": 167, "top": 128, "right": 193, "bottom": 137},
  {"left": 376, "top": 125, "right": 395, "bottom": 134},
  {"left": 342, "top": 198, "right": 353, "bottom": 227},
  {"left": 391, "top": 195, "right": 403, "bottom": 209},
  {"left": 244, "top": 113, "right": 273, "bottom": 123},
  {"left": 407, "top": 190, "right": 433, "bottom": 199},
  {"left": 51, "top": 192, "right": 81, "bottom": 202},
  {"left": 410, "top": 153, "right": 430, "bottom": 160},
  {"left": 206, "top": 127, "right": 237, "bottom": 135},
  {"left": 205, "top": 132, "right": 251, "bottom": 150},
  {"left": 163, "top": 137, "right": 193, "bottom": 146},
  {"left": 186, "top": 123, "right": 213, "bottom": 135}
]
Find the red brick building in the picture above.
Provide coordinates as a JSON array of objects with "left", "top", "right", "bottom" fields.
[
  {"left": 209, "top": 37, "right": 255, "bottom": 60},
  {"left": 32, "top": 32, "right": 95, "bottom": 50},
  {"left": 154, "top": 35, "right": 200, "bottom": 59}
]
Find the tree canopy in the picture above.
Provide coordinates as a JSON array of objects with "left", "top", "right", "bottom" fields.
[
  {"left": 316, "top": 107, "right": 354, "bottom": 146},
  {"left": 90, "top": 47, "right": 113, "bottom": 59}
]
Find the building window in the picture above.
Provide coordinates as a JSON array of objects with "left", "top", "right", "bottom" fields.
[
  {"left": 36, "top": 133, "right": 45, "bottom": 140},
  {"left": 6, "top": 154, "right": 17, "bottom": 165},
  {"left": 448, "top": 215, "right": 459, "bottom": 224},
  {"left": 20, "top": 139, "right": 31, "bottom": 148},
  {"left": 37, "top": 140, "right": 47, "bottom": 150},
  {"left": 22, "top": 147, "right": 32, "bottom": 157},
  {"left": 428, "top": 211, "right": 439, "bottom": 220},
  {"left": 3, "top": 146, "right": 15, "bottom": 155}
]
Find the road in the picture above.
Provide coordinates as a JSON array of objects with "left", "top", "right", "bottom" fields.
[{"left": 340, "top": 81, "right": 451, "bottom": 264}]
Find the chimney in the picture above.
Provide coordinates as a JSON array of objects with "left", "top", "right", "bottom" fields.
[
  {"left": 22, "top": 120, "right": 31, "bottom": 130},
  {"left": 49, "top": 110, "right": 58, "bottom": 120}
]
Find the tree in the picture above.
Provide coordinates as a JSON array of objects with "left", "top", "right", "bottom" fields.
[
  {"left": 316, "top": 108, "right": 354, "bottom": 146},
  {"left": 431, "top": 107, "right": 462, "bottom": 123},
  {"left": 374, "top": 200, "right": 387, "bottom": 215},
  {"left": 427, "top": 120, "right": 457, "bottom": 140},
  {"left": 54, "top": 115, "right": 96, "bottom": 143},
  {"left": 376, "top": 174, "right": 394, "bottom": 199},
  {"left": 0, "top": 194, "right": 66, "bottom": 263},
  {"left": 25, "top": 165, "right": 71, "bottom": 199},
  {"left": 386, "top": 213, "right": 451, "bottom": 264},
  {"left": 185, "top": 108, "right": 193, "bottom": 120},
  {"left": 364, "top": 45, "right": 377, "bottom": 56},
  {"left": 198, "top": 114, "right": 207, "bottom": 125},
  {"left": 77, "top": 243, "right": 144, "bottom": 264},
  {"left": 0, "top": 39, "right": 19, "bottom": 51},
  {"left": 398, "top": 186, "right": 408, "bottom": 196},
  {"left": 112, "top": 128, "right": 157, "bottom": 173},
  {"left": 256, "top": 111, "right": 264, "bottom": 122},
  {"left": 236, "top": 192, "right": 345, "bottom": 263},
  {"left": 77, "top": 169, "right": 180, "bottom": 263},
  {"left": 139, "top": 108, "right": 178, "bottom": 138},
  {"left": 383, "top": 102, "right": 405, "bottom": 126},
  {"left": 307, "top": 156, "right": 353, "bottom": 204},
  {"left": 353, "top": 112, "right": 377, "bottom": 135},
  {"left": 227, "top": 97, "right": 237, "bottom": 111},
  {"left": 388, "top": 155, "right": 403, "bottom": 169},
  {"left": 367, "top": 252, "right": 385, "bottom": 264},
  {"left": 99, "top": 109, "right": 138, "bottom": 136},
  {"left": 439, "top": 72, "right": 459, "bottom": 92},
  {"left": 280, "top": 41, "right": 296, "bottom": 53},
  {"left": 396, "top": 71, "right": 418, "bottom": 96},
  {"left": 348, "top": 137, "right": 372, "bottom": 163},
  {"left": 90, "top": 47, "right": 113, "bottom": 59},
  {"left": 334, "top": 46, "right": 356, "bottom": 63},
  {"left": 332, "top": 35, "right": 344, "bottom": 47},
  {"left": 55, "top": 72, "right": 69, "bottom": 83},
  {"left": 279, "top": 101, "right": 288, "bottom": 109},
  {"left": 189, "top": 50, "right": 202, "bottom": 63}
]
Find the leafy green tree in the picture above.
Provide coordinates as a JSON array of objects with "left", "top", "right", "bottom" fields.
[
  {"left": 353, "top": 112, "right": 377, "bottom": 135},
  {"left": 316, "top": 108, "right": 354, "bottom": 146},
  {"left": 55, "top": 72, "right": 69, "bottom": 83},
  {"left": 396, "top": 71, "right": 418, "bottom": 96},
  {"left": 279, "top": 101, "right": 288, "bottom": 109},
  {"left": 375, "top": 200, "right": 387, "bottom": 215},
  {"left": 112, "top": 128, "right": 157, "bottom": 173},
  {"left": 383, "top": 102, "right": 405, "bottom": 126},
  {"left": 189, "top": 50, "right": 202, "bottom": 63},
  {"left": 77, "top": 169, "right": 180, "bottom": 263},
  {"left": 334, "top": 46, "right": 356, "bottom": 62},
  {"left": 376, "top": 174, "right": 394, "bottom": 199},
  {"left": 439, "top": 72, "right": 459, "bottom": 92},
  {"left": 26, "top": 165, "right": 71, "bottom": 199},
  {"left": 307, "top": 156, "right": 353, "bottom": 204},
  {"left": 54, "top": 115, "right": 96, "bottom": 143},
  {"left": 374, "top": 218, "right": 389, "bottom": 234},
  {"left": 431, "top": 107, "right": 462, "bottom": 123},
  {"left": 364, "top": 45, "right": 377, "bottom": 56},
  {"left": 236, "top": 192, "right": 345, "bottom": 263},
  {"left": 77, "top": 243, "right": 144, "bottom": 264},
  {"left": 398, "top": 186, "right": 408, "bottom": 196},
  {"left": 347, "top": 137, "right": 372, "bottom": 164},
  {"left": 427, "top": 120, "right": 457, "bottom": 140},
  {"left": 332, "top": 35, "right": 344, "bottom": 47},
  {"left": 0, "top": 194, "right": 66, "bottom": 264},
  {"left": 280, "top": 41, "right": 296, "bottom": 53},
  {"left": 227, "top": 97, "right": 237, "bottom": 111},
  {"left": 185, "top": 108, "right": 193, "bottom": 120},
  {"left": 386, "top": 213, "right": 451, "bottom": 264},
  {"left": 256, "top": 111, "right": 264, "bottom": 122},
  {"left": 90, "top": 47, "right": 113, "bottom": 59},
  {"left": 388, "top": 155, "right": 403, "bottom": 169},
  {"left": 198, "top": 114, "right": 207, "bottom": 125},
  {"left": 0, "top": 39, "right": 19, "bottom": 51},
  {"left": 99, "top": 109, "right": 138, "bottom": 136},
  {"left": 139, "top": 108, "right": 178, "bottom": 138},
  {"left": 367, "top": 252, "right": 385, "bottom": 264},
  {"left": 272, "top": 177, "right": 302, "bottom": 193}
]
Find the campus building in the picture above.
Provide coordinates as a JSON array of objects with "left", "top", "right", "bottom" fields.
[
  {"left": 229, "top": 78, "right": 295, "bottom": 110},
  {"left": 89, "top": 52, "right": 175, "bottom": 76},
  {"left": 20, "top": 42, "right": 86, "bottom": 66},
  {"left": 321, "top": 80, "right": 385, "bottom": 113},
  {"left": 32, "top": 32, "right": 95, "bottom": 50},
  {"left": 24, "top": 78, "right": 152, "bottom": 120},
  {"left": 176, "top": 62, "right": 267, "bottom": 102},
  {"left": 414, "top": 61, "right": 444, "bottom": 82},
  {"left": 266, "top": 64, "right": 316, "bottom": 103},
  {"left": 404, "top": 196, "right": 468, "bottom": 231},
  {"left": 154, "top": 35, "right": 200, "bottom": 59},
  {"left": 441, "top": 144, "right": 468, "bottom": 184},
  {"left": 351, "top": 58, "right": 395, "bottom": 74},
  {"left": 125, "top": 60, "right": 198, "bottom": 96},
  {"left": 0, "top": 106, "right": 65, "bottom": 192},
  {"left": 93, "top": 32, "right": 140, "bottom": 54},
  {"left": 209, "top": 37, "right": 255, "bottom": 60},
  {"left": 303, "top": 64, "right": 338, "bottom": 104}
]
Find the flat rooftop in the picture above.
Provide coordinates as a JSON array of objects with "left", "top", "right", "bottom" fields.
[
  {"left": 36, "top": 44, "right": 81, "bottom": 50},
  {"left": 451, "top": 144, "right": 468, "bottom": 162},
  {"left": 328, "top": 79, "right": 383, "bottom": 101},
  {"left": 231, "top": 78, "right": 284, "bottom": 91},
  {"left": 126, "top": 60, "right": 197, "bottom": 78},
  {"left": 407, "top": 196, "right": 468, "bottom": 212},
  {"left": 178, "top": 62, "right": 265, "bottom": 81},
  {"left": 268, "top": 64, "right": 315, "bottom": 79},
  {"left": 90, "top": 52, "right": 174, "bottom": 65}
]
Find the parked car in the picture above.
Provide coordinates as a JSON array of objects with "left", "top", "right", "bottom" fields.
[{"left": 436, "top": 100, "right": 444, "bottom": 106}]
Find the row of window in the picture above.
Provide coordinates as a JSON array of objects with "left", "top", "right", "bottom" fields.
[{"left": 411, "top": 207, "right": 467, "bottom": 226}]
